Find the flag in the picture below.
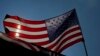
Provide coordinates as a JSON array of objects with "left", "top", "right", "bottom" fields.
[
  {"left": 0, "top": 32, "right": 65, "bottom": 56},
  {"left": 3, "top": 9, "right": 83, "bottom": 53}
]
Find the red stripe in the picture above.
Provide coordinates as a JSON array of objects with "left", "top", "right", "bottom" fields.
[
  {"left": 47, "top": 26, "right": 80, "bottom": 49},
  {"left": 31, "top": 41, "right": 49, "bottom": 46},
  {"left": 58, "top": 38, "right": 83, "bottom": 53},
  {"left": 7, "top": 31, "right": 48, "bottom": 39},
  {"left": 6, "top": 15, "right": 45, "bottom": 24},
  {"left": 20, "top": 18, "right": 45, "bottom": 24},
  {"left": 5, "top": 15, "right": 20, "bottom": 20},
  {"left": 6, "top": 32, "right": 15, "bottom": 39},
  {"left": 63, "top": 26, "right": 80, "bottom": 35},
  {"left": 19, "top": 33, "right": 48, "bottom": 39},
  {"left": 4, "top": 21, "right": 47, "bottom": 32},
  {"left": 55, "top": 32, "right": 82, "bottom": 51}
]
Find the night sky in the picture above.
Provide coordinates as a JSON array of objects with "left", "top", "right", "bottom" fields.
[{"left": 0, "top": 0, "right": 100, "bottom": 56}]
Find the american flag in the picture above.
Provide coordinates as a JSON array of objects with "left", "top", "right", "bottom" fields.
[{"left": 3, "top": 9, "right": 83, "bottom": 53}]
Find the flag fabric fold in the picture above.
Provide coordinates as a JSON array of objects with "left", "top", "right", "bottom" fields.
[
  {"left": 0, "top": 32, "right": 65, "bottom": 56},
  {"left": 3, "top": 9, "right": 83, "bottom": 53}
]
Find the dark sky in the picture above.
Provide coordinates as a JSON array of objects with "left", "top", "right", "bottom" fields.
[{"left": 0, "top": 0, "right": 100, "bottom": 56}]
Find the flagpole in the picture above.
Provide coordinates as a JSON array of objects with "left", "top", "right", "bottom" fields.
[
  {"left": 82, "top": 39, "right": 88, "bottom": 56},
  {"left": 74, "top": 9, "right": 89, "bottom": 56}
]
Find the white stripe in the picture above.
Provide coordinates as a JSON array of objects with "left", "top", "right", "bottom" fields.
[
  {"left": 16, "top": 37, "right": 49, "bottom": 43},
  {"left": 42, "top": 25, "right": 80, "bottom": 47},
  {"left": 6, "top": 26, "right": 48, "bottom": 35},
  {"left": 31, "top": 45, "right": 40, "bottom": 51},
  {"left": 66, "top": 25, "right": 79, "bottom": 31},
  {"left": 58, "top": 35, "right": 82, "bottom": 51},
  {"left": 51, "top": 30, "right": 81, "bottom": 50},
  {"left": 5, "top": 18, "right": 46, "bottom": 28}
]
